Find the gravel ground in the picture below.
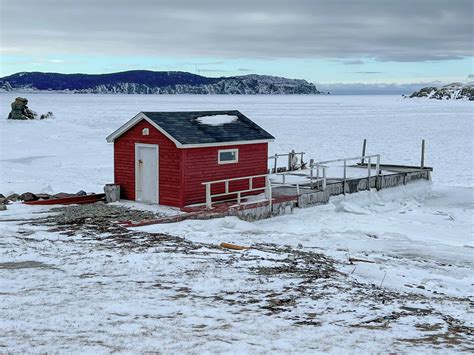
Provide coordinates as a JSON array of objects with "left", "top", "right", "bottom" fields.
[{"left": 1, "top": 202, "right": 472, "bottom": 352}]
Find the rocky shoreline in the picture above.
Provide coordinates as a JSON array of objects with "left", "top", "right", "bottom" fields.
[
  {"left": 0, "top": 71, "right": 321, "bottom": 95},
  {"left": 408, "top": 83, "right": 473, "bottom": 101}
]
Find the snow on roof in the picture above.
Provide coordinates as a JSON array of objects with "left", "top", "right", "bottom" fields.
[{"left": 195, "top": 114, "right": 238, "bottom": 126}]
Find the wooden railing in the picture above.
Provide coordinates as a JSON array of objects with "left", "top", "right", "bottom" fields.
[
  {"left": 311, "top": 154, "right": 380, "bottom": 193},
  {"left": 271, "top": 154, "right": 380, "bottom": 193},
  {"left": 271, "top": 165, "right": 328, "bottom": 195},
  {"left": 268, "top": 150, "right": 305, "bottom": 173},
  {"left": 202, "top": 174, "right": 272, "bottom": 209},
  {"left": 202, "top": 154, "right": 381, "bottom": 209}
]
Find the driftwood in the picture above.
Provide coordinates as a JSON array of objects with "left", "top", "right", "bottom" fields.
[
  {"left": 219, "top": 242, "right": 250, "bottom": 251},
  {"left": 349, "top": 257, "right": 375, "bottom": 264}
]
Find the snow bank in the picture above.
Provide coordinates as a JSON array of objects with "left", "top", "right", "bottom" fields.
[{"left": 136, "top": 182, "right": 473, "bottom": 299}]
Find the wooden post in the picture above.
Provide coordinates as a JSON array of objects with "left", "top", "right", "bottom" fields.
[
  {"left": 376, "top": 155, "right": 381, "bottom": 191},
  {"left": 309, "top": 159, "right": 314, "bottom": 188},
  {"left": 322, "top": 167, "right": 327, "bottom": 190},
  {"left": 361, "top": 139, "right": 367, "bottom": 164},
  {"left": 265, "top": 176, "right": 272, "bottom": 213},
  {"left": 343, "top": 159, "right": 347, "bottom": 195},
  {"left": 273, "top": 154, "right": 278, "bottom": 173},
  {"left": 367, "top": 157, "right": 371, "bottom": 191},
  {"left": 288, "top": 150, "right": 295, "bottom": 171},
  {"left": 421, "top": 139, "right": 425, "bottom": 169},
  {"left": 205, "top": 184, "right": 211, "bottom": 209}
]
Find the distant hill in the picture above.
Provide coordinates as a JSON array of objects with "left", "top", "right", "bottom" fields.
[
  {"left": 0, "top": 70, "right": 320, "bottom": 95},
  {"left": 408, "top": 83, "right": 473, "bottom": 101}
]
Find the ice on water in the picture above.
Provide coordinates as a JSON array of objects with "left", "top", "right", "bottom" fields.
[{"left": 0, "top": 94, "right": 472, "bottom": 353}]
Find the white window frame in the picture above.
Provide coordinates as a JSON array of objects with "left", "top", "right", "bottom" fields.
[{"left": 218, "top": 148, "right": 239, "bottom": 164}]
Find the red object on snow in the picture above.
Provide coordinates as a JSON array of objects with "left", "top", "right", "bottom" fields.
[{"left": 24, "top": 194, "right": 105, "bottom": 205}]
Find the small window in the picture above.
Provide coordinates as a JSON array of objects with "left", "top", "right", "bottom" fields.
[
  {"left": 218, "top": 149, "right": 239, "bottom": 164},
  {"left": 142, "top": 128, "right": 149, "bottom": 136}
]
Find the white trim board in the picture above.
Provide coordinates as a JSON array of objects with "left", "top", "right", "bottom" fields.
[{"left": 106, "top": 112, "right": 274, "bottom": 148}]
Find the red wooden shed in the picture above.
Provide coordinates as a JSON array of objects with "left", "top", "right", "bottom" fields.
[{"left": 106, "top": 111, "right": 274, "bottom": 208}]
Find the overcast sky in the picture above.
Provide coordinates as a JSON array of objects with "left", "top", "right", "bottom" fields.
[{"left": 0, "top": 0, "right": 472, "bottom": 83}]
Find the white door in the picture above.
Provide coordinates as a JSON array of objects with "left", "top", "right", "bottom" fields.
[{"left": 135, "top": 144, "right": 159, "bottom": 203}]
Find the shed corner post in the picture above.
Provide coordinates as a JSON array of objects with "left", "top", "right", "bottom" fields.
[{"left": 180, "top": 148, "right": 187, "bottom": 208}]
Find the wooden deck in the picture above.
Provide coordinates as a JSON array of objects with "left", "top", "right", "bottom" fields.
[
  {"left": 121, "top": 164, "right": 432, "bottom": 227},
  {"left": 271, "top": 164, "right": 432, "bottom": 201}
]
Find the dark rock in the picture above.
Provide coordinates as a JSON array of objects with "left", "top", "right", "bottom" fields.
[
  {"left": 409, "top": 83, "right": 474, "bottom": 100},
  {"left": 6, "top": 193, "right": 19, "bottom": 202},
  {"left": 18, "top": 192, "right": 38, "bottom": 202},
  {"left": 36, "top": 194, "right": 51, "bottom": 200},
  {"left": 0, "top": 194, "right": 5, "bottom": 199},
  {"left": 409, "top": 87, "right": 437, "bottom": 98},
  {"left": 0, "top": 197, "right": 8, "bottom": 205},
  {"left": 8, "top": 97, "right": 36, "bottom": 120},
  {"left": 40, "top": 111, "right": 54, "bottom": 119},
  {"left": 76, "top": 190, "right": 87, "bottom": 196},
  {"left": 0, "top": 205, "right": 7, "bottom": 211}
]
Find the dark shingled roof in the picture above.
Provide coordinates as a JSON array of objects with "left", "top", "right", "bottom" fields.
[{"left": 141, "top": 110, "right": 274, "bottom": 145}]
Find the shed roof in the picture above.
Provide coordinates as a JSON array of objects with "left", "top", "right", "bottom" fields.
[{"left": 106, "top": 110, "right": 275, "bottom": 148}]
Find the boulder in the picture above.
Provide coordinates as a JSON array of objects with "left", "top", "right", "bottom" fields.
[
  {"left": 36, "top": 193, "right": 51, "bottom": 200},
  {"left": 18, "top": 192, "right": 38, "bottom": 202},
  {"left": 0, "top": 197, "right": 8, "bottom": 205},
  {"left": 6, "top": 193, "right": 19, "bottom": 202},
  {"left": 0, "top": 205, "right": 7, "bottom": 211},
  {"left": 0, "top": 194, "right": 5, "bottom": 199},
  {"left": 40, "top": 111, "right": 54, "bottom": 119},
  {"left": 8, "top": 97, "right": 36, "bottom": 120},
  {"left": 76, "top": 190, "right": 87, "bottom": 196}
]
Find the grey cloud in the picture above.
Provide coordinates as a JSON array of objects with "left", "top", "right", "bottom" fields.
[
  {"left": 238, "top": 68, "right": 253, "bottom": 72},
  {"left": 181, "top": 61, "right": 226, "bottom": 66},
  {"left": 343, "top": 60, "right": 365, "bottom": 65},
  {"left": 467, "top": 74, "right": 474, "bottom": 78},
  {"left": 0, "top": 0, "right": 472, "bottom": 62}
]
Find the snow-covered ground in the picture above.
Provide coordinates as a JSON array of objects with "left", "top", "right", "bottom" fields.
[{"left": 0, "top": 94, "right": 473, "bottom": 352}]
